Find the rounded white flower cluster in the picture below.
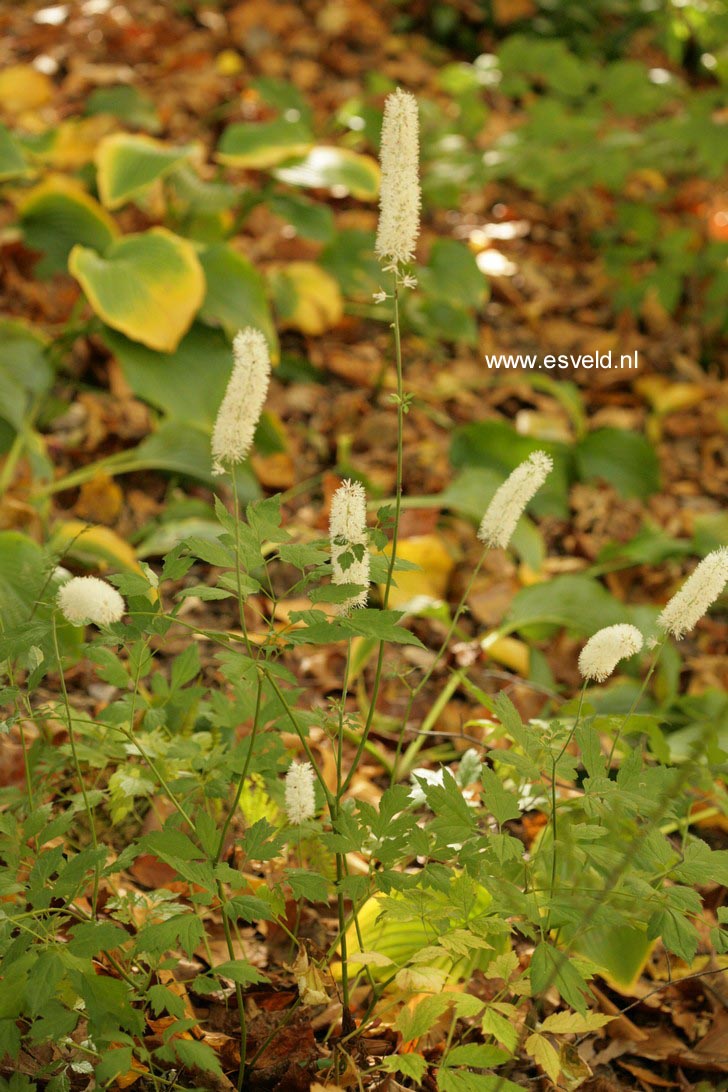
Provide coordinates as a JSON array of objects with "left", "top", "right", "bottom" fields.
[{"left": 57, "top": 576, "right": 125, "bottom": 627}]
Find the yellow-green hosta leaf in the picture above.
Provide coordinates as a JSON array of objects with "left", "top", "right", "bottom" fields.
[
  {"left": 199, "top": 243, "right": 278, "bottom": 360},
  {"left": 96, "top": 132, "right": 201, "bottom": 209},
  {"left": 563, "top": 922, "right": 655, "bottom": 993},
  {"left": 0, "top": 123, "right": 30, "bottom": 180},
  {"left": 50, "top": 521, "right": 142, "bottom": 574},
  {"left": 340, "top": 882, "right": 506, "bottom": 987},
  {"left": 274, "top": 146, "right": 380, "bottom": 201},
  {"left": 69, "top": 228, "right": 205, "bottom": 352},
  {"left": 19, "top": 175, "right": 119, "bottom": 277},
  {"left": 216, "top": 117, "right": 313, "bottom": 169},
  {"left": 272, "top": 261, "right": 343, "bottom": 335}
]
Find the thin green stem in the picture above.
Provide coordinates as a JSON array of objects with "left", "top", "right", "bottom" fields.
[
  {"left": 607, "top": 636, "right": 666, "bottom": 767},
  {"left": 51, "top": 617, "right": 101, "bottom": 917},
  {"left": 230, "top": 465, "right": 255, "bottom": 660},
  {"left": 116, "top": 724, "right": 194, "bottom": 830},
  {"left": 217, "top": 887, "right": 247, "bottom": 1091},
  {"left": 262, "top": 670, "right": 335, "bottom": 811},
  {"left": 334, "top": 641, "right": 353, "bottom": 1023},
  {"left": 382, "top": 270, "right": 404, "bottom": 613},
  {"left": 215, "top": 673, "right": 263, "bottom": 865},
  {"left": 0, "top": 428, "right": 26, "bottom": 498},
  {"left": 340, "top": 269, "right": 407, "bottom": 798},
  {"left": 545, "top": 683, "right": 586, "bottom": 933},
  {"left": 391, "top": 553, "right": 487, "bottom": 783}
]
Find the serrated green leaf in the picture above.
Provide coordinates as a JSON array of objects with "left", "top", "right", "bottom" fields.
[
  {"left": 286, "top": 869, "right": 329, "bottom": 903},
  {"left": 147, "top": 984, "right": 186, "bottom": 1017},
  {"left": 444, "top": 1044, "right": 509, "bottom": 1068},
  {"left": 438, "top": 1072, "right": 525, "bottom": 1092},
  {"left": 67, "top": 921, "right": 128, "bottom": 957},
  {"left": 213, "top": 960, "right": 269, "bottom": 985},
  {"left": 380, "top": 1052, "right": 428, "bottom": 1082},
  {"left": 396, "top": 993, "right": 452, "bottom": 1042},
  {"left": 530, "top": 943, "right": 590, "bottom": 1014},
  {"left": 481, "top": 1006, "right": 519, "bottom": 1053},
  {"left": 172, "top": 1037, "right": 225, "bottom": 1078}
]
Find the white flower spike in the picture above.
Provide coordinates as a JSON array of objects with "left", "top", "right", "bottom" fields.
[
  {"left": 211, "top": 327, "right": 271, "bottom": 476},
  {"left": 477, "top": 451, "right": 553, "bottom": 550},
  {"left": 57, "top": 576, "right": 126, "bottom": 627},
  {"left": 375, "top": 88, "right": 421, "bottom": 270},
  {"left": 657, "top": 547, "right": 728, "bottom": 639},
  {"left": 285, "top": 761, "right": 316, "bottom": 824},
  {"left": 578, "top": 624, "right": 644, "bottom": 683},
  {"left": 329, "top": 479, "right": 370, "bottom": 612}
]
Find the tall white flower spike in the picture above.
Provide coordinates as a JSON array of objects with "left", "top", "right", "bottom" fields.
[
  {"left": 477, "top": 451, "right": 553, "bottom": 550},
  {"left": 375, "top": 88, "right": 421, "bottom": 270},
  {"left": 657, "top": 548, "right": 728, "bottom": 639},
  {"left": 578, "top": 624, "right": 644, "bottom": 683},
  {"left": 211, "top": 327, "right": 271, "bottom": 476}
]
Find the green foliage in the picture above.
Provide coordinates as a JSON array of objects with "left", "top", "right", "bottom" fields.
[{"left": 0, "top": 21, "right": 726, "bottom": 1088}]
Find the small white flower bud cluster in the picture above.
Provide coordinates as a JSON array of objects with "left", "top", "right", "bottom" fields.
[
  {"left": 477, "top": 451, "right": 553, "bottom": 550},
  {"left": 329, "top": 479, "right": 370, "bottom": 612},
  {"left": 657, "top": 547, "right": 728, "bottom": 639},
  {"left": 57, "top": 576, "right": 125, "bottom": 627},
  {"left": 285, "top": 761, "right": 316, "bottom": 824},
  {"left": 211, "top": 327, "right": 271, "bottom": 476},
  {"left": 375, "top": 88, "right": 421, "bottom": 270},
  {"left": 578, "top": 624, "right": 644, "bottom": 683}
]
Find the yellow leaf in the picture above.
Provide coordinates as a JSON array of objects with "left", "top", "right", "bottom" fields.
[
  {"left": 395, "top": 966, "right": 447, "bottom": 994},
  {"left": 380, "top": 535, "right": 455, "bottom": 610},
  {"left": 292, "top": 948, "right": 330, "bottom": 1006},
  {"left": 540, "top": 1010, "right": 613, "bottom": 1034},
  {"left": 0, "top": 66, "right": 53, "bottom": 114},
  {"left": 39, "top": 116, "right": 117, "bottom": 169},
  {"left": 51, "top": 521, "right": 141, "bottom": 574},
  {"left": 216, "top": 49, "right": 244, "bottom": 76},
  {"left": 525, "top": 1032, "right": 561, "bottom": 1085},
  {"left": 636, "top": 376, "right": 705, "bottom": 417},
  {"left": 275, "top": 262, "right": 343, "bottom": 335},
  {"left": 479, "top": 633, "right": 529, "bottom": 675},
  {"left": 69, "top": 227, "right": 205, "bottom": 352}
]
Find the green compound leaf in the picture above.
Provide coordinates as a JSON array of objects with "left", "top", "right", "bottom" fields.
[{"left": 530, "top": 942, "right": 590, "bottom": 1014}]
